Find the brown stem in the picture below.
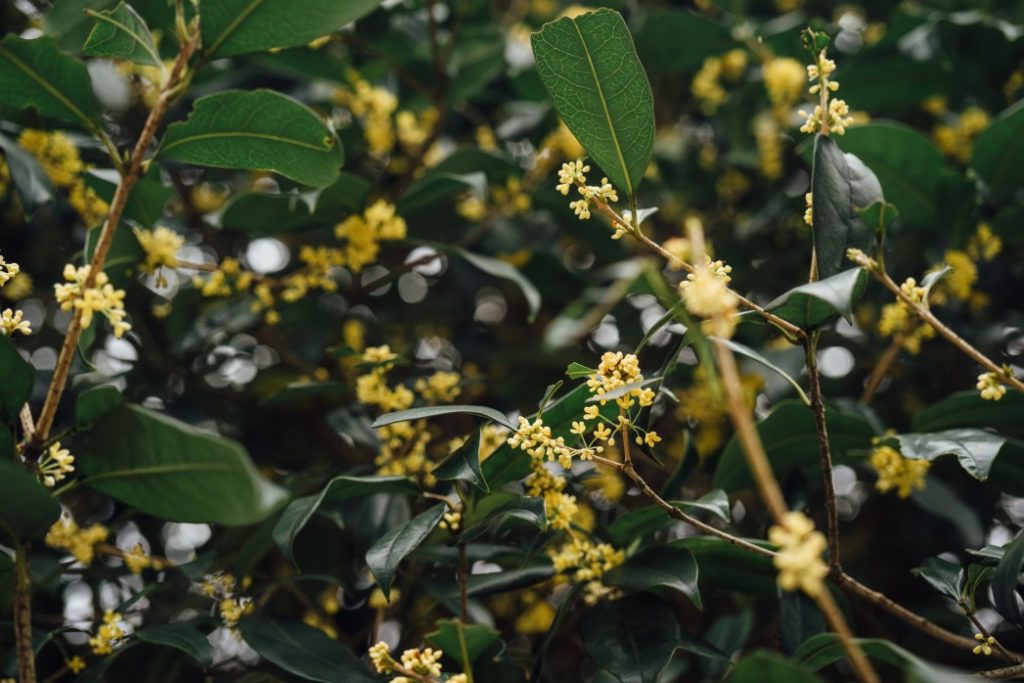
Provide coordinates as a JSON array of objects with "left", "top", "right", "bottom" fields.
[
  {"left": 31, "top": 25, "right": 202, "bottom": 446},
  {"left": 860, "top": 337, "right": 902, "bottom": 404},
  {"left": 804, "top": 335, "right": 840, "bottom": 568},
  {"left": 457, "top": 543, "right": 469, "bottom": 624},
  {"left": 814, "top": 589, "right": 879, "bottom": 683},
  {"left": 15, "top": 544, "right": 36, "bottom": 683},
  {"left": 979, "top": 663, "right": 1024, "bottom": 680},
  {"left": 865, "top": 265, "right": 1024, "bottom": 393},
  {"left": 964, "top": 608, "right": 1020, "bottom": 663}
]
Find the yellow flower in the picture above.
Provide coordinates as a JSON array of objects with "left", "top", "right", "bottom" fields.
[
  {"left": 0, "top": 308, "right": 31, "bottom": 336},
  {"left": 514, "top": 597, "right": 556, "bottom": 634},
  {"left": 721, "top": 49, "right": 748, "bottom": 81},
  {"left": 68, "top": 656, "right": 87, "bottom": 674},
  {"left": 804, "top": 192, "right": 814, "bottom": 226},
  {"left": 369, "top": 586, "right": 400, "bottom": 609},
  {"left": 870, "top": 444, "right": 930, "bottom": 497},
  {"left": 968, "top": 224, "right": 1002, "bottom": 262},
  {"left": 334, "top": 200, "right": 406, "bottom": 273},
  {"left": 39, "top": 441, "right": 75, "bottom": 487},
  {"left": 692, "top": 56, "right": 727, "bottom": 113},
  {"left": 46, "top": 518, "right": 109, "bottom": 566},
  {"left": 369, "top": 641, "right": 394, "bottom": 673},
  {"left": 974, "top": 633, "right": 996, "bottom": 656},
  {"left": 941, "top": 249, "right": 977, "bottom": 302},
  {"left": 549, "top": 537, "right": 624, "bottom": 604},
  {"left": 135, "top": 226, "right": 183, "bottom": 274},
  {"left": 123, "top": 543, "right": 151, "bottom": 574},
  {"left": 414, "top": 370, "right": 461, "bottom": 404},
  {"left": 763, "top": 57, "right": 805, "bottom": 115},
  {"left": 439, "top": 509, "right": 462, "bottom": 532},
  {"left": 89, "top": 610, "right": 127, "bottom": 655},
  {"left": 768, "top": 511, "right": 829, "bottom": 597},
  {"left": 977, "top": 371, "right": 1007, "bottom": 401},
  {"left": 0, "top": 252, "right": 21, "bottom": 287},
  {"left": 54, "top": 264, "right": 131, "bottom": 338},
  {"left": 681, "top": 268, "right": 738, "bottom": 318}
]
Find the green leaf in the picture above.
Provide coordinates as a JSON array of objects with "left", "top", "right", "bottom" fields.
[
  {"left": 459, "top": 496, "right": 546, "bottom": 543},
  {"left": 858, "top": 201, "right": 898, "bottom": 241},
  {"left": 605, "top": 546, "right": 701, "bottom": 609},
  {"left": 219, "top": 172, "right": 369, "bottom": 234},
  {"left": 795, "top": 634, "right": 963, "bottom": 682},
  {"left": 201, "top": 0, "right": 380, "bottom": 58},
  {"left": 767, "top": 268, "right": 868, "bottom": 330},
  {"left": 133, "top": 623, "right": 212, "bottom": 667},
  {"left": 80, "top": 404, "right": 288, "bottom": 525},
  {"left": 366, "top": 504, "right": 445, "bottom": 600},
  {"left": 912, "top": 557, "right": 964, "bottom": 603},
  {"left": 0, "top": 460, "right": 60, "bottom": 540},
  {"left": 457, "top": 249, "right": 542, "bottom": 323},
  {"left": 0, "top": 35, "right": 100, "bottom": 129},
  {"left": 273, "top": 475, "right": 417, "bottom": 567},
  {"left": 464, "top": 565, "right": 554, "bottom": 596},
  {"left": 397, "top": 172, "right": 484, "bottom": 214},
  {"left": 635, "top": 10, "right": 735, "bottom": 74},
  {"left": 372, "top": 404, "right": 515, "bottom": 431},
  {"left": 994, "top": 532, "right": 1024, "bottom": 628},
  {"left": 159, "top": 90, "right": 343, "bottom": 187},
  {"left": 725, "top": 652, "right": 823, "bottom": 683},
  {"left": 74, "top": 385, "right": 125, "bottom": 426},
  {"left": 606, "top": 492, "right": 731, "bottom": 546},
  {"left": 0, "top": 132, "right": 54, "bottom": 208},
  {"left": 83, "top": 2, "right": 161, "bottom": 67},
  {"left": 581, "top": 594, "right": 679, "bottom": 683},
  {"left": 566, "top": 362, "right": 596, "bottom": 379},
  {"left": 85, "top": 167, "right": 172, "bottom": 229},
  {"left": 238, "top": 616, "right": 377, "bottom": 683},
  {"left": 432, "top": 429, "right": 488, "bottom": 492},
  {"left": 913, "top": 390, "right": 1024, "bottom": 435},
  {"left": 0, "top": 334, "right": 33, "bottom": 424},
  {"left": 84, "top": 219, "right": 143, "bottom": 284},
  {"left": 426, "top": 619, "right": 505, "bottom": 668},
  {"left": 971, "top": 99, "right": 1024, "bottom": 203},
  {"left": 710, "top": 337, "right": 810, "bottom": 405},
  {"left": 891, "top": 429, "right": 1005, "bottom": 481},
  {"left": 714, "top": 400, "right": 874, "bottom": 492},
  {"left": 532, "top": 8, "right": 655, "bottom": 198},
  {"left": 780, "top": 591, "right": 826, "bottom": 656},
  {"left": 810, "top": 135, "right": 882, "bottom": 279},
  {"left": 837, "top": 122, "right": 947, "bottom": 228}
]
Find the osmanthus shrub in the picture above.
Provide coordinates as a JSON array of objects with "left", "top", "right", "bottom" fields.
[{"left": 1, "top": 1, "right": 1023, "bottom": 682}]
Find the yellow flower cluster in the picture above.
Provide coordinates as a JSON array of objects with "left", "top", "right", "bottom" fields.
[
  {"left": 933, "top": 107, "right": 989, "bottom": 163},
  {"left": 555, "top": 160, "right": 618, "bottom": 223},
  {"left": 974, "top": 633, "right": 997, "bottom": 656},
  {"left": 804, "top": 192, "right": 814, "bottom": 226},
  {"left": 54, "top": 264, "right": 131, "bottom": 338},
  {"left": 968, "top": 224, "right": 1002, "bottom": 262},
  {"left": 680, "top": 261, "right": 738, "bottom": 322},
  {"left": 509, "top": 416, "right": 576, "bottom": 469},
  {"left": 0, "top": 252, "right": 20, "bottom": 286},
  {"left": 586, "top": 351, "right": 656, "bottom": 410},
  {"left": 135, "top": 226, "right": 183, "bottom": 276},
  {"left": 123, "top": 543, "right": 155, "bottom": 574},
  {"left": 490, "top": 589, "right": 557, "bottom": 634},
  {"left": 763, "top": 57, "right": 806, "bottom": 120},
  {"left": 768, "top": 511, "right": 829, "bottom": 597},
  {"left": 870, "top": 443, "right": 930, "bottom": 498},
  {"left": 46, "top": 518, "right": 109, "bottom": 566},
  {"left": 798, "top": 49, "right": 854, "bottom": 135},
  {"left": 39, "top": 441, "right": 75, "bottom": 487},
  {"left": 369, "top": 642, "right": 464, "bottom": 683},
  {"left": 875, "top": 277, "right": 935, "bottom": 354},
  {"left": 357, "top": 346, "right": 414, "bottom": 412},
  {"left": 676, "top": 366, "right": 763, "bottom": 455},
  {"left": 334, "top": 76, "right": 399, "bottom": 155},
  {"left": 0, "top": 308, "right": 31, "bottom": 336},
  {"left": 692, "top": 50, "right": 747, "bottom": 114},
  {"left": 977, "top": 371, "right": 1008, "bottom": 402},
  {"left": 369, "top": 586, "right": 400, "bottom": 609},
  {"left": 754, "top": 115, "right": 783, "bottom": 179},
  {"left": 549, "top": 537, "right": 625, "bottom": 604},
  {"left": 18, "top": 129, "right": 109, "bottom": 226},
  {"left": 89, "top": 610, "right": 127, "bottom": 655},
  {"left": 199, "top": 571, "right": 255, "bottom": 629},
  {"left": 334, "top": 200, "right": 408, "bottom": 273},
  {"left": 525, "top": 461, "right": 579, "bottom": 530},
  {"left": 439, "top": 506, "right": 462, "bottom": 532},
  {"left": 414, "top": 370, "right": 462, "bottom": 404}
]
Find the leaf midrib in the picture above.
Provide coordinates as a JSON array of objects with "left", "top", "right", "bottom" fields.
[
  {"left": 87, "top": 9, "right": 162, "bottom": 66},
  {"left": 84, "top": 462, "right": 237, "bottom": 483},
  {"left": 161, "top": 131, "right": 333, "bottom": 154},
  {"left": 570, "top": 18, "right": 634, "bottom": 199},
  {"left": 207, "top": 0, "right": 266, "bottom": 56},
  {"left": 0, "top": 43, "right": 96, "bottom": 131}
]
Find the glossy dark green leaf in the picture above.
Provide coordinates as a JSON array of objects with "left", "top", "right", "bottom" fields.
[
  {"left": 912, "top": 390, "right": 1024, "bottom": 435},
  {"left": 159, "top": 90, "right": 343, "bottom": 187},
  {"left": 532, "top": 9, "right": 655, "bottom": 198},
  {"left": 971, "top": 100, "right": 1024, "bottom": 203},
  {"left": 426, "top": 619, "right": 505, "bottom": 668},
  {"left": 432, "top": 429, "right": 488, "bottom": 492},
  {"left": 912, "top": 557, "right": 964, "bottom": 603},
  {"left": 891, "top": 428, "right": 1005, "bottom": 481},
  {"left": 372, "top": 404, "right": 515, "bottom": 431},
  {"left": 133, "top": 623, "right": 212, "bottom": 667},
  {"left": 606, "top": 492, "right": 730, "bottom": 546},
  {"left": 566, "top": 362, "right": 596, "bottom": 379},
  {"left": 858, "top": 201, "right": 898, "bottom": 240},
  {"left": 83, "top": 2, "right": 161, "bottom": 66},
  {"left": 635, "top": 10, "right": 735, "bottom": 74},
  {"left": 581, "top": 594, "right": 679, "bottom": 683},
  {"left": 725, "top": 652, "right": 823, "bottom": 683},
  {"left": 0, "top": 35, "right": 99, "bottom": 129},
  {"left": 459, "top": 496, "right": 546, "bottom": 543},
  {"left": 795, "top": 634, "right": 963, "bottom": 682},
  {"left": 74, "top": 385, "right": 124, "bottom": 426},
  {"left": 274, "top": 475, "right": 417, "bottom": 567},
  {"left": 0, "top": 132, "right": 53, "bottom": 208},
  {"left": 994, "top": 532, "right": 1024, "bottom": 628},
  {"left": 201, "top": 0, "right": 380, "bottom": 58},
  {"left": 714, "top": 400, "right": 874, "bottom": 492},
  {"left": 80, "top": 404, "right": 288, "bottom": 525},
  {"left": 0, "top": 334, "right": 33, "bottom": 423},
  {"left": 0, "top": 460, "right": 60, "bottom": 540},
  {"left": 767, "top": 268, "right": 868, "bottom": 329},
  {"left": 465, "top": 565, "right": 554, "bottom": 596},
  {"left": 780, "top": 591, "right": 825, "bottom": 656},
  {"left": 397, "top": 172, "right": 484, "bottom": 214},
  {"left": 366, "top": 504, "right": 445, "bottom": 600},
  {"left": 711, "top": 337, "right": 810, "bottom": 405},
  {"left": 605, "top": 546, "right": 701, "bottom": 609},
  {"left": 810, "top": 135, "right": 882, "bottom": 279},
  {"left": 238, "top": 616, "right": 377, "bottom": 683}
]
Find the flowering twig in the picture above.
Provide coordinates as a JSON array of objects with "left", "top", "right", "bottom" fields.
[
  {"left": 804, "top": 334, "right": 840, "bottom": 568},
  {"left": 31, "top": 25, "right": 202, "bottom": 448}
]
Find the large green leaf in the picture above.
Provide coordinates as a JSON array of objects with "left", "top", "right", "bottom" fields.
[
  {"left": 795, "top": 634, "right": 963, "bottom": 682},
  {"left": 133, "top": 623, "right": 212, "bottom": 667},
  {"left": 891, "top": 429, "right": 1006, "bottom": 481},
  {"left": 464, "top": 565, "right": 554, "bottom": 596},
  {"left": 606, "top": 492, "right": 731, "bottom": 546},
  {"left": 713, "top": 400, "right": 874, "bottom": 492},
  {"left": 605, "top": 546, "right": 701, "bottom": 609},
  {"left": 913, "top": 390, "right": 1024, "bottom": 436},
  {"left": 159, "top": 90, "right": 343, "bottom": 187},
  {"left": 994, "top": 532, "right": 1024, "bottom": 628},
  {"left": 219, "top": 172, "right": 369, "bottom": 234},
  {"left": 0, "top": 35, "right": 100, "bottom": 129},
  {"left": 725, "top": 652, "right": 823, "bottom": 683},
  {"left": 810, "top": 135, "right": 882, "bottom": 279},
  {"left": 372, "top": 404, "right": 516, "bottom": 431},
  {"left": 273, "top": 475, "right": 417, "bottom": 566},
  {"left": 432, "top": 428, "right": 488, "bottom": 492},
  {"left": 238, "top": 617, "right": 377, "bottom": 683},
  {"left": 459, "top": 496, "right": 546, "bottom": 543},
  {"left": 0, "top": 460, "right": 60, "bottom": 541},
  {"left": 532, "top": 8, "right": 655, "bottom": 198},
  {"left": 201, "top": 0, "right": 380, "bottom": 58},
  {"left": 0, "top": 132, "right": 54, "bottom": 208},
  {"left": 911, "top": 557, "right": 964, "bottom": 603},
  {"left": 426, "top": 619, "right": 505, "bottom": 669},
  {"left": 83, "top": 2, "right": 161, "bottom": 67},
  {"left": 80, "top": 404, "right": 288, "bottom": 525},
  {"left": 767, "top": 268, "right": 868, "bottom": 330},
  {"left": 972, "top": 99, "right": 1024, "bottom": 203},
  {"left": 635, "top": 10, "right": 735, "bottom": 74},
  {"left": 0, "top": 334, "right": 33, "bottom": 423},
  {"left": 581, "top": 594, "right": 679, "bottom": 683},
  {"left": 366, "top": 504, "right": 445, "bottom": 600}
]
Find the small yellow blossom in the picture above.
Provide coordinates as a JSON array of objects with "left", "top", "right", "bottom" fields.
[
  {"left": 439, "top": 509, "right": 462, "bottom": 532},
  {"left": 54, "top": 264, "right": 131, "bottom": 338},
  {"left": 45, "top": 518, "right": 109, "bottom": 566},
  {"left": 123, "top": 543, "right": 151, "bottom": 574},
  {"left": 804, "top": 192, "right": 814, "bottom": 226},
  {"left": 692, "top": 56, "right": 727, "bottom": 113},
  {"left": 763, "top": 57, "right": 806, "bottom": 117},
  {"left": 135, "top": 226, "right": 183, "bottom": 275},
  {"left": 870, "top": 444, "right": 930, "bottom": 497},
  {"left": 369, "top": 586, "right": 400, "bottom": 609},
  {"left": 89, "top": 610, "right": 127, "bottom": 655},
  {"left": 0, "top": 252, "right": 21, "bottom": 287},
  {"left": 0, "top": 308, "right": 31, "bottom": 336},
  {"left": 968, "top": 224, "right": 1002, "bottom": 262},
  {"left": 334, "top": 200, "right": 407, "bottom": 273},
  {"left": 549, "top": 537, "right": 624, "bottom": 604},
  {"left": 977, "top": 371, "right": 1008, "bottom": 401},
  {"left": 39, "top": 441, "right": 75, "bottom": 487},
  {"left": 68, "top": 656, "right": 87, "bottom": 674},
  {"left": 974, "top": 633, "right": 996, "bottom": 656},
  {"left": 414, "top": 370, "right": 461, "bottom": 404},
  {"left": 769, "top": 511, "right": 829, "bottom": 596}
]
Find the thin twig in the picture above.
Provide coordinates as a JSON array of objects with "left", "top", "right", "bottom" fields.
[
  {"left": 978, "top": 663, "right": 1024, "bottom": 680},
  {"left": 15, "top": 543, "right": 36, "bottom": 683},
  {"left": 805, "top": 333, "right": 840, "bottom": 568},
  {"left": 963, "top": 608, "right": 1019, "bottom": 663},
  {"left": 860, "top": 337, "right": 902, "bottom": 404}
]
